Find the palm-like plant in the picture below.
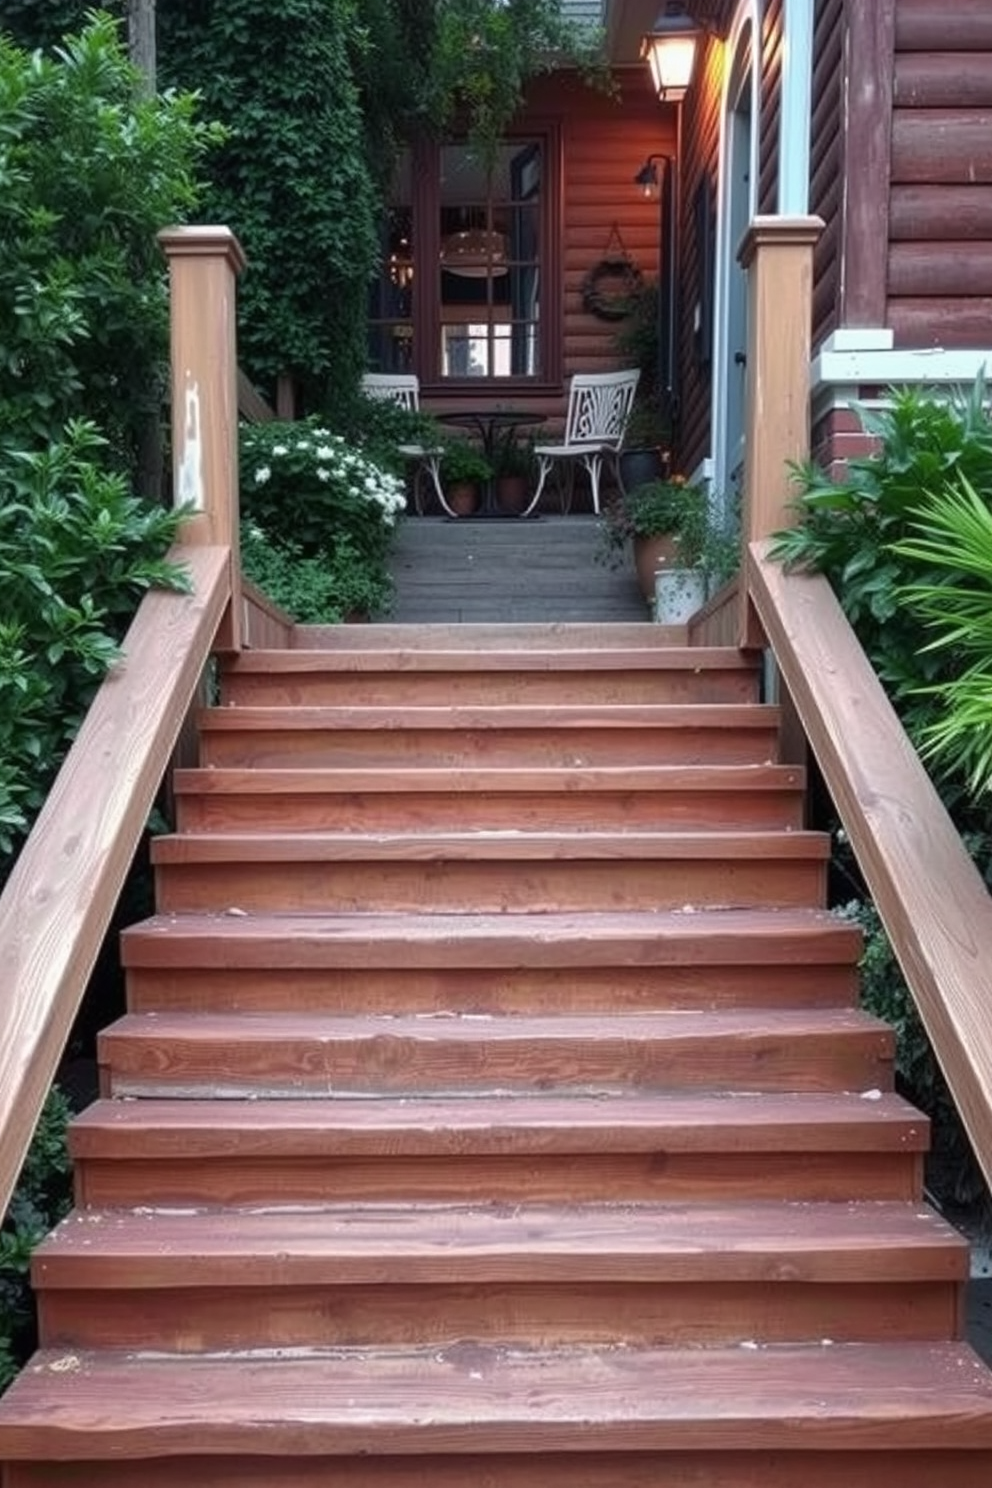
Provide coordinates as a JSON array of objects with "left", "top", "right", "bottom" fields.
[{"left": 894, "top": 474, "right": 992, "bottom": 795}]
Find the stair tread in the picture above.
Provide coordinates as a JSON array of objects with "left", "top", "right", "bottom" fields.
[
  {"left": 102, "top": 1006, "right": 887, "bottom": 1041},
  {"left": 70, "top": 1090, "right": 928, "bottom": 1156},
  {"left": 174, "top": 763, "right": 804, "bottom": 794},
  {"left": 121, "top": 907, "right": 858, "bottom": 968},
  {"left": 150, "top": 829, "right": 830, "bottom": 862},
  {"left": 225, "top": 646, "right": 759, "bottom": 674},
  {"left": 198, "top": 702, "right": 779, "bottom": 730},
  {"left": 35, "top": 1201, "right": 967, "bottom": 1285},
  {"left": 287, "top": 623, "right": 720, "bottom": 649},
  {"left": 3, "top": 1343, "right": 992, "bottom": 1456}
]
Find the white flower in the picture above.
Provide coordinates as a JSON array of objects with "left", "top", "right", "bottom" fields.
[
  {"left": 296, "top": 440, "right": 311, "bottom": 451},
  {"left": 254, "top": 466, "right": 271, "bottom": 485},
  {"left": 272, "top": 444, "right": 288, "bottom": 456},
  {"left": 316, "top": 445, "right": 334, "bottom": 460},
  {"left": 316, "top": 468, "right": 330, "bottom": 482}
]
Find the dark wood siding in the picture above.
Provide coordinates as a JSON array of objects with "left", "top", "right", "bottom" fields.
[
  {"left": 677, "top": 34, "right": 725, "bottom": 477},
  {"left": 759, "top": 0, "right": 785, "bottom": 216},
  {"left": 889, "top": 0, "right": 992, "bottom": 347},
  {"left": 809, "top": 0, "right": 844, "bottom": 348},
  {"left": 553, "top": 74, "right": 677, "bottom": 385}
]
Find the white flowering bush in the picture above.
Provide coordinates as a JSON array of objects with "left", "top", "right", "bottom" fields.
[{"left": 240, "top": 418, "right": 405, "bottom": 566}]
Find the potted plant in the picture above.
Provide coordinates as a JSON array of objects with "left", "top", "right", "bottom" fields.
[
  {"left": 439, "top": 437, "right": 492, "bottom": 516},
  {"left": 598, "top": 477, "right": 707, "bottom": 602},
  {"left": 492, "top": 434, "right": 536, "bottom": 515}
]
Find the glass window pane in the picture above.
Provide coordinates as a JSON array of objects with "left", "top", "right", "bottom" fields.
[
  {"left": 439, "top": 140, "right": 542, "bottom": 380},
  {"left": 368, "top": 152, "right": 413, "bottom": 372}
]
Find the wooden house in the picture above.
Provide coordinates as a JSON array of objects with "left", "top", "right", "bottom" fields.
[{"left": 372, "top": 0, "right": 992, "bottom": 496}]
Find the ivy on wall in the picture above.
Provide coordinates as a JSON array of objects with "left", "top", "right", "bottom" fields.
[{"left": 159, "top": 0, "right": 379, "bottom": 410}]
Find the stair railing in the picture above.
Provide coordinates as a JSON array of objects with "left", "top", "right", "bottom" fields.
[
  {"left": 0, "top": 226, "right": 248, "bottom": 1220},
  {"left": 727, "top": 216, "right": 992, "bottom": 1192}
]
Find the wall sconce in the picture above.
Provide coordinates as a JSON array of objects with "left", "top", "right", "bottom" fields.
[{"left": 640, "top": 3, "right": 704, "bottom": 103}]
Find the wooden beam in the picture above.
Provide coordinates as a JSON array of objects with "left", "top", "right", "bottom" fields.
[
  {"left": 0, "top": 546, "right": 231, "bottom": 1221},
  {"left": 840, "top": 0, "right": 896, "bottom": 326},
  {"left": 737, "top": 216, "right": 822, "bottom": 647},
  {"left": 749, "top": 542, "right": 992, "bottom": 1192},
  {"left": 159, "top": 225, "right": 247, "bottom": 650}
]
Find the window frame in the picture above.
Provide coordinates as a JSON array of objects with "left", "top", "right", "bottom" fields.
[{"left": 411, "top": 122, "right": 563, "bottom": 394}]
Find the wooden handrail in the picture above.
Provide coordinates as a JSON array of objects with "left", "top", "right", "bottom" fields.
[
  {"left": 237, "top": 368, "right": 277, "bottom": 424},
  {"left": 749, "top": 540, "right": 992, "bottom": 1191},
  {"left": 0, "top": 225, "right": 248, "bottom": 1220},
  {"left": 0, "top": 544, "right": 231, "bottom": 1219}
]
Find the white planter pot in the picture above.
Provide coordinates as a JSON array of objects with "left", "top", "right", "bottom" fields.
[{"left": 654, "top": 566, "right": 707, "bottom": 624}]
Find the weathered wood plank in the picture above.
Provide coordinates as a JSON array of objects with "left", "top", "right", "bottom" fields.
[
  {"left": 0, "top": 544, "right": 230, "bottom": 1221},
  {"left": 840, "top": 0, "right": 896, "bottom": 326},
  {"left": 890, "top": 184, "right": 992, "bottom": 241},
  {"left": 3, "top": 1343, "right": 992, "bottom": 1459},
  {"left": 891, "top": 111, "right": 992, "bottom": 185},
  {"left": 896, "top": 0, "right": 992, "bottom": 51},
  {"left": 749, "top": 542, "right": 992, "bottom": 1191},
  {"left": 894, "top": 52, "right": 992, "bottom": 109},
  {"left": 888, "top": 241, "right": 992, "bottom": 297}
]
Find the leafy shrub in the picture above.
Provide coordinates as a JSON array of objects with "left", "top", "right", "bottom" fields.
[
  {"left": 769, "top": 379, "right": 992, "bottom": 748},
  {"left": 891, "top": 477, "right": 992, "bottom": 796},
  {"left": 241, "top": 525, "right": 391, "bottom": 623},
  {"left": 322, "top": 390, "right": 443, "bottom": 483},
  {"left": 0, "top": 1086, "right": 73, "bottom": 1391},
  {"left": 0, "top": 421, "right": 189, "bottom": 874},
  {"left": 239, "top": 419, "right": 405, "bottom": 562},
  {"left": 0, "top": 13, "right": 219, "bottom": 470}
]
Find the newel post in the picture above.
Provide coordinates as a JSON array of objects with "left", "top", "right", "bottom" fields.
[
  {"left": 737, "top": 215, "right": 823, "bottom": 648},
  {"left": 158, "top": 224, "right": 247, "bottom": 651}
]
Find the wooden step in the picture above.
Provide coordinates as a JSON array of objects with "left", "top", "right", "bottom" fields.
[
  {"left": 219, "top": 647, "right": 761, "bottom": 706},
  {"left": 292, "top": 621, "right": 688, "bottom": 650},
  {"left": 196, "top": 702, "right": 782, "bottom": 768},
  {"left": 4, "top": 1445, "right": 990, "bottom": 1488},
  {"left": 121, "top": 908, "right": 860, "bottom": 1014},
  {"left": 34, "top": 1200, "right": 967, "bottom": 1351},
  {"left": 70, "top": 1091, "right": 927, "bottom": 1207},
  {"left": 3, "top": 1343, "right": 992, "bottom": 1468},
  {"left": 97, "top": 1007, "right": 893, "bottom": 1099},
  {"left": 173, "top": 763, "right": 805, "bottom": 833},
  {"left": 150, "top": 830, "right": 830, "bottom": 914}
]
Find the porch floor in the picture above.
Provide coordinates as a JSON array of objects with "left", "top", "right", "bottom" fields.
[{"left": 388, "top": 514, "right": 649, "bottom": 624}]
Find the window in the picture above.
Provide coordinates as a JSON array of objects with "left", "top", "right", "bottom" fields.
[{"left": 367, "top": 133, "right": 558, "bottom": 386}]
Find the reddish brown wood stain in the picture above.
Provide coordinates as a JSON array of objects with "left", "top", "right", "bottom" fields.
[{"left": 2, "top": 625, "right": 991, "bottom": 1480}]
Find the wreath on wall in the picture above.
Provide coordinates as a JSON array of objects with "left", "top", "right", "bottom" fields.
[{"left": 580, "top": 225, "right": 643, "bottom": 321}]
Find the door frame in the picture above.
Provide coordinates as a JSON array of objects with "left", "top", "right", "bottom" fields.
[{"left": 710, "top": 1, "right": 761, "bottom": 504}]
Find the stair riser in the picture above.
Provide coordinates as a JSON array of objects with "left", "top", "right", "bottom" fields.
[
  {"left": 197, "top": 725, "right": 782, "bottom": 770},
  {"left": 124, "top": 963, "right": 858, "bottom": 1015},
  {"left": 5, "top": 1450, "right": 986, "bottom": 1488},
  {"left": 99, "top": 1026, "right": 892, "bottom": 1098},
  {"left": 175, "top": 788, "right": 805, "bottom": 834},
  {"left": 153, "top": 859, "right": 828, "bottom": 915},
  {"left": 73, "top": 1150, "right": 924, "bottom": 1209},
  {"left": 219, "top": 671, "right": 761, "bottom": 708},
  {"left": 37, "top": 1279, "right": 961, "bottom": 1352}
]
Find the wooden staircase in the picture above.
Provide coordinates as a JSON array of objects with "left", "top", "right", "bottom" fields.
[{"left": 3, "top": 623, "right": 992, "bottom": 1487}]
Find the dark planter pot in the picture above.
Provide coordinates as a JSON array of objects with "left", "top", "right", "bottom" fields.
[
  {"left": 495, "top": 474, "right": 530, "bottom": 514},
  {"left": 446, "top": 481, "right": 481, "bottom": 516},
  {"left": 619, "top": 447, "right": 666, "bottom": 493}
]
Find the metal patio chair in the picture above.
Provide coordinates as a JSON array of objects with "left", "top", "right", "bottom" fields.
[
  {"left": 361, "top": 373, "right": 445, "bottom": 514},
  {"left": 523, "top": 368, "right": 640, "bottom": 516}
]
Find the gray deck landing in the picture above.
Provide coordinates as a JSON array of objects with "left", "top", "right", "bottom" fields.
[{"left": 387, "top": 514, "right": 649, "bottom": 624}]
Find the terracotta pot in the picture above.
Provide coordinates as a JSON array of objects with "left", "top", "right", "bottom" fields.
[
  {"left": 495, "top": 474, "right": 529, "bottom": 514},
  {"left": 633, "top": 532, "right": 678, "bottom": 602},
  {"left": 446, "top": 481, "right": 480, "bottom": 516}
]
